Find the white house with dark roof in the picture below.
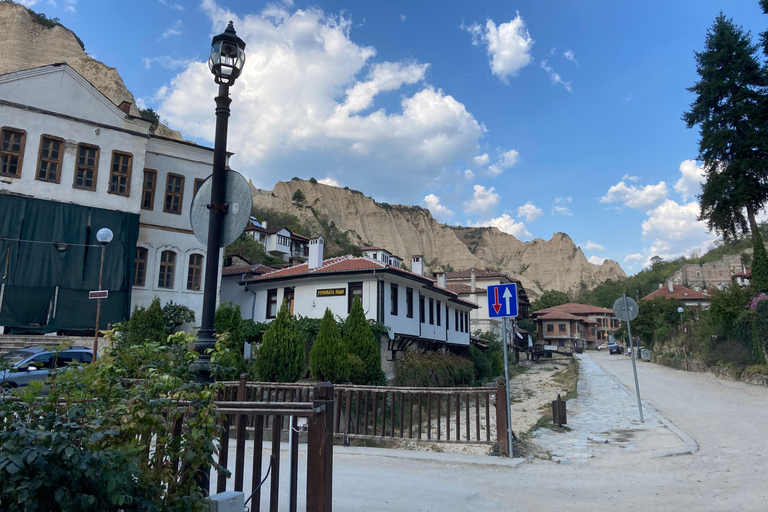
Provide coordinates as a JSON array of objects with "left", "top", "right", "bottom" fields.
[
  {"left": 243, "top": 220, "right": 309, "bottom": 265},
  {"left": 360, "top": 246, "right": 403, "bottom": 269}
]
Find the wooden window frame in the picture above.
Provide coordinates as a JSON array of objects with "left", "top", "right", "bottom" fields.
[
  {"left": 186, "top": 253, "right": 203, "bottom": 291},
  {"left": 405, "top": 287, "right": 413, "bottom": 318},
  {"left": 73, "top": 143, "right": 99, "bottom": 191},
  {"left": 141, "top": 169, "right": 157, "bottom": 210},
  {"left": 547, "top": 324, "right": 554, "bottom": 333},
  {"left": 0, "top": 127, "right": 27, "bottom": 178},
  {"left": 284, "top": 287, "right": 295, "bottom": 315},
  {"left": 446, "top": 304, "right": 449, "bottom": 331},
  {"left": 266, "top": 289, "right": 278, "bottom": 319},
  {"left": 428, "top": 298, "right": 434, "bottom": 325},
  {"left": 157, "top": 250, "right": 176, "bottom": 289},
  {"left": 194, "top": 178, "right": 206, "bottom": 197},
  {"left": 465, "top": 313, "right": 469, "bottom": 333},
  {"left": 134, "top": 247, "right": 148, "bottom": 287},
  {"left": 436, "top": 300, "right": 441, "bottom": 327},
  {"left": 455, "top": 309, "right": 459, "bottom": 330},
  {"left": 390, "top": 283, "right": 398, "bottom": 316},
  {"left": 36, "top": 134, "right": 65, "bottom": 183},
  {"left": 419, "top": 294, "right": 425, "bottom": 324},
  {"left": 163, "top": 172, "right": 185, "bottom": 215},
  {"left": 108, "top": 150, "right": 133, "bottom": 196},
  {"left": 559, "top": 323, "right": 566, "bottom": 332},
  {"left": 348, "top": 282, "right": 363, "bottom": 313}
]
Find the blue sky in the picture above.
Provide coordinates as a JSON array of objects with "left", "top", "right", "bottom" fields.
[{"left": 24, "top": 0, "right": 768, "bottom": 274}]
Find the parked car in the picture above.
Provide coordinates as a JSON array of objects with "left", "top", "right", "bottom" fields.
[
  {"left": 607, "top": 342, "right": 623, "bottom": 355},
  {"left": 0, "top": 346, "right": 93, "bottom": 389},
  {"left": 597, "top": 343, "right": 608, "bottom": 351}
]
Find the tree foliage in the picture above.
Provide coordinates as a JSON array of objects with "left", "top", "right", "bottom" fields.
[
  {"left": 119, "top": 297, "right": 166, "bottom": 347},
  {"left": 308, "top": 308, "right": 349, "bottom": 383},
  {"left": 531, "top": 290, "right": 570, "bottom": 311},
  {"left": 224, "top": 233, "right": 285, "bottom": 267},
  {"left": 292, "top": 189, "right": 306, "bottom": 205},
  {"left": 214, "top": 301, "right": 244, "bottom": 352},
  {"left": 342, "top": 297, "right": 382, "bottom": 384},
  {"left": 255, "top": 301, "right": 304, "bottom": 382},
  {"left": 162, "top": 300, "right": 195, "bottom": 333}
]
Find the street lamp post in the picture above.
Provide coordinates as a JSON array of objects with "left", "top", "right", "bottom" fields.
[
  {"left": 678, "top": 306, "right": 688, "bottom": 371},
  {"left": 195, "top": 22, "right": 247, "bottom": 364},
  {"left": 93, "top": 227, "right": 113, "bottom": 358}
]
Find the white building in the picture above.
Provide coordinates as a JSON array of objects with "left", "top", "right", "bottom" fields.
[
  {"left": 243, "top": 220, "right": 309, "bottom": 265},
  {"left": 360, "top": 246, "right": 402, "bottom": 269},
  {"left": 0, "top": 63, "right": 216, "bottom": 333}
]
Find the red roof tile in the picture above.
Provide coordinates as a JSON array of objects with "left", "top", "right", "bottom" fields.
[
  {"left": 641, "top": 285, "right": 709, "bottom": 301},
  {"left": 222, "top": 264, "right": 275, "bottom": 276},
  {"left": 447, "top": 283, "right": 487, "bottom": 294},
  {"left": 532, "top": 303, "right": 615, "bottom": 317},
  {"left": 535, "top": 311, "right": 583, "bottom": 321}
]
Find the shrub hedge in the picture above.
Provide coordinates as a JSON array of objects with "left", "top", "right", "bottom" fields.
[{"left": 395, "top": 352, "right": 474, "bottom": 387}]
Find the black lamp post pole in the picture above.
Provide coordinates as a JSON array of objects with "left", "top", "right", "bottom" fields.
[{"left": 196, "top": 82, "right": 232, "bottom": 361}]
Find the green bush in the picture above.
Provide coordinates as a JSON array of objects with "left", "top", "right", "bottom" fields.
[
  {"left": 308, "top": 308, "right": 349, "bottom": 383},
  {"left": 468, "top": 344, "right": 493, "bottom": 383},
  {"left": 395, "top": 352, "right": 474, "bottom": 387},
  {"left": 214, "top": 302, "right": 244, "bottom": 353},
  {"left": 242, "top": 319, "right": 269, "bottom": 344},
  {"left": 753, "top": 298, "right": 768, "bottom": 364},
  {"left": 120, "top": 297, "right": 166, "bottom": 346},
  {"left": 343, "top": 297, "right": 381, "bottom": 384},
  {"left": 255, "top": 301, "right": 304, "bottom": 382},
  {"left": 210, "top": 332, "right": 249, "bottom": 381},
  {"left": 162, "top": 300, "right": 195, "bottom": 333},
  {"left": 705, "top": 339, "right": 753, "bottom": 370},
  {"left": 347, "top": 354, "right": 367, "bottom": 385}
]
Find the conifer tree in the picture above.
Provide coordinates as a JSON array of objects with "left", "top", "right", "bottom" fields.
[
  {"left": 255, "top": 300, "right": 304, "bottom": 382},
  {"left": 683, "top": 14, "right": 768, "bottom": 292},
  {"left": 343, "top": 296, "right": 381, "bottom": 384},
  {"left": 309, "top": 308, "right": 349, "bottom": 383}
]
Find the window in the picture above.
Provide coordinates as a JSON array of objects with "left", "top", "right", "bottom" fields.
[
  {"left": 187, "top": 254, "right": 203, "bottom": 291},
  {"left": 406, "top": 287, "right": 413, "bottom": 318},
  {"left": 390, "top": 283, "right": 398, "bottom": 316},
  {"left": 74, "top": 144, "right": 99, "bottom": 190},
  {"left": 436, "top": 300, "right": 441, "bottom": 326},
  {"left": 459, "top": 310, "right": 464, "bottom": 332},
  {"left": 372, "top": 253, "right": 377, "bottom": 260},
  {"left": 194, "top": 178, "right": 205, "bottom": 196},
  {"left": 109, "top": 151, "right": 132, "bottom": 196},
  {"left": 464, "top": 312, "right": 469, "bottom": 333},
  {"left": 445, "top": 304, "right": 449, "bottom": 330},
  {"left": 134, "top": 247, "right": 148, "bottom": 286},
  {"left": 559, "top": 340, "right": 565, "bottom": 347},
  {"left": 158, "top": 250, "right": 176, "bottom": 289},
  {"left": 0, "top": 127, "right": 25, "bottom": 177},
  {"left": 348, "top": 282, "right": 363, "bottom": 313},
  {"left": 36, "top": 135, "right": 64, "bottom": 182},
  {"left": 559, "top": 323, "right": 566, "bottom": 332},
  {"left": 277, "top": 235, "right": 290, "bottom": 246},
  {"left": 547, "top": 324, "right": 554, "bottom": 333},
  {"left": 141, "top": 169, "right": 157, "bottom": 210},
  {"left": 284, "top": 287, "right": 295, "bottom": 315},
  {"left": 266, "top": 289, "right": 278, "bottom": 319},
  {"left": 455, "top": 309, "right": 459, "bottom": 330},
  {"left": 164, "top": 173, "right": 185, "bottom": 214},
  {"left": 429, "top": 298, "right": 434, "bottom": 325},
  {"left": 419, "top": 295, "right": 425, "bottom": 323}
]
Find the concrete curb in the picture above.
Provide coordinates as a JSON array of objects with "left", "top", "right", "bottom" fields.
[
  {"left": 333, "top": 445, "right": 528, "bottom": 468},
  {"left": 590, "top": 356, "right": 699, "bottom": 455}
]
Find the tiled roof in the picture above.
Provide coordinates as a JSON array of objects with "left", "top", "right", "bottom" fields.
[
  {"left": 535, "top": 311, "right": 583, "bottom": 321},
  {"left": 447, "top": 283, "right": 487, "bottom": 294},
  {"left": 222, "top": 264, "right": 275, "bottom": 276},
  {"left": 641, "top": 285, "right": 709, "bottom": 301},
  {"left": 532, "top": 303, "right": 615, "bottom": 317}
]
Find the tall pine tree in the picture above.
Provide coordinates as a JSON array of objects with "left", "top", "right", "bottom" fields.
[
  {"left": 343, "top": 296, "right": 382, "bottom": 384},
  {"left": 683, "top": 14, "right": 768, "bottom": 292},
  {"left": 309, "top": 308, "right": 349, "bottom": 383},
  {"left": 256, "top": 300, "right": 304, "bottom": 382}
]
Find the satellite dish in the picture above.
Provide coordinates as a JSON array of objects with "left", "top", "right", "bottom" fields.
[
  {"left": 612, "top": 296, "right": 639, "bottom": 322},
  {"left": 190, "top": 170, "right": 252, "bottom": 247}
]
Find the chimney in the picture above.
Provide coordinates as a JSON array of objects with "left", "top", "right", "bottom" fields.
[
  {"left": 118, "top": 101, "right": 132, "bottom": 114},
  {"left": 471, "top": 268, "right": 476, "bottom": 292},
  {"left": 668, "top": 281, "right": 674, "bottom": 293},
  {"left": 412, "top": 255, "right": 423, "bottom": 276},
  {"left": 262, "top": 220, "right": 267, "bottom": 229},
  {"left": 434, "top": 272, "right": 446, "bottom": 289},
  {"left": 309, "top": 237, "right": 324, "bottom": 269},
  {"left": 659, "top": 283, "right": 663, "bottom": 289}
]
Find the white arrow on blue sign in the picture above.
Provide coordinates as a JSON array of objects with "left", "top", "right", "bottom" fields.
[{"left": 487, "top": 283, "right": 518, "bottom": 318}]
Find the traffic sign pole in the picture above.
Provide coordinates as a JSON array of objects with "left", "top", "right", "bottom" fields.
[
  {"left": 624, "top": 294, "right": 644, "bottom": 423},
  {"left": 502, "top": 317, "right": 514, "bottom": 457}
]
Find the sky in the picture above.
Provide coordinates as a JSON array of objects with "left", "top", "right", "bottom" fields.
[{"left": 20, "top": 0, "right": 768, "bottom": 274}]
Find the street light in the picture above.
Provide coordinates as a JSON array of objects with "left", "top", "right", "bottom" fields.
[
  {"left": 196, "top": 21, "right": 247, "bottom": 361},
  {"left": 677, "top": 306, "right": 688, "bottom": 371},
  {"left": 93, "top": 227, "right": 113, "bottom": 358}
]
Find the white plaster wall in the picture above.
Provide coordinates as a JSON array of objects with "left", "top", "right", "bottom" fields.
[{"left": 220, "top": 276, "right": 255, "bottom": 318}]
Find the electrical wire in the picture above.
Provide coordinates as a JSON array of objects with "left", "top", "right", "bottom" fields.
[
  {"left": 243, "top": 455, "right": 275, "bottom": 511},
  {"left": 0, "top": 236, "right": 102, "bottom": 248}
]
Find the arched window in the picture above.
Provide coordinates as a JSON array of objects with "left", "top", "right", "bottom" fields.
[
  {"left": 187, "top": 254, "right": 203, "bottom": 291},
  {"left": 158, "top": 250, "right": 176, "bottom": 289},
  {"left": 134, "top": 247, "right": 148, "bottom": 286}
]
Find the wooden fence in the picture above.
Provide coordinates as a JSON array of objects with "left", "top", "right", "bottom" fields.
[{"left": 219, "top": 376, "right": 513, "bottom": 455}]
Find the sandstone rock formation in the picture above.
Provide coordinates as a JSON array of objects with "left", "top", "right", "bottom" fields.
[
  {"left": 251, "top": 179, "right": 626, "bottom": 298},
  {"left": 0, "top": 1, "right": 182, "bottom": 140}
]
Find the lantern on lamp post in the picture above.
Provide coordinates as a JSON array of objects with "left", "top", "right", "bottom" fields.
[{"left": 93, "top": 227, "right": 113, "bottom": 358}]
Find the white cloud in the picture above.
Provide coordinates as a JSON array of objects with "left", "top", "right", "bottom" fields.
[
  {"left": 487, "top": 149, "right": 520, "bottom": 177},
  {"left": 540, "top": 60, "right": 572, "bottom": 92},
  {"left": 400, "top": 14, "right": 406, "bottom": 22},
  {"left": 600, "top": 180, "right": 669, "bottom": 211},
  {"left": 588, "top": 255, "right": 606, "bottom": 265},
  {"left": 674, "top": 159, "right": 705, "bottom": 202},
  {"left": 551, "top": 197, "right": 572, "bottom": 216},
  {"left": 584, "top": 241, "right": 605, "bottom": 251},
  {"left": 517, "top": 202, "right": 542, "bottom": 222},
  {"left": 142, "top": 56, "right": 192, "bottom": 70},
  {"left": 17, "top": 0, "right": 38, "bottom": 6},
  {"left": 621, "top": 173, "right": 640, "bottom": 182},
  {"left": 47, "top": 0, "right": 56, "bottom": 5},
  {"left": 464, "top": 169, "right": 475, "bottom": 180},
  {"left": 563, "top": 49, "right": 578, "bottom": 66},
  {"left": 470, "top": 214, "right": 531, "bottom": 239},
  {"left": 162, "top": 20, "right": 182, "bottom": 39},
  {"left": 156, "top": 3, "right": 485, "bottom": 200},
  {"left": 64, "top": 0, "right": 75, "bottom": 13},
  {"left": 641, "top": 199, "right": 717, "bottom": 264},
  {"left": 423, "top": 194, "right": 454, "bottom": 221},
  {"left": 463, "top": 14, "right": 533, "bottom": 81},
  {"left": 463, "top": 185, "right": 499, "bottom": 213},
  {"left": 473, "top": 153, "right": 489, "bottom": 167},
  {"left": 624, "top": 253, "right": 644, "bottom": 263},
  {"left": 318, "top": 177, "right": 339, "bottom": 187}
]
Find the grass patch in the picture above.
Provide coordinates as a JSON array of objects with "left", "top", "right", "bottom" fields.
[
  {"left": 743, "top": 364, "right": 768, "bottom": 376},
  {"left": 552, "top": 357, "right": 579, "bottom": 401}
]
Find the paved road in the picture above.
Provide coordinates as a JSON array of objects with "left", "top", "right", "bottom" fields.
[{"left": 222, "top": 353, "right": 768, "bottom": 511}]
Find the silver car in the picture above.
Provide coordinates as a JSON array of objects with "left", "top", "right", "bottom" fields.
[{"left": 0, "top": 346, "right": 93, "bottom": 389}]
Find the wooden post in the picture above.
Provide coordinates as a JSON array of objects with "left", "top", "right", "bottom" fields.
[
  {"left": 235, "top": 373, "right": 247, "bottom": 492},
  {"left": 496, "top": 378, "right": 509, "bottom": 456},
  {"left": 307, "top": 382, "right": 334, "bottom": 512}
]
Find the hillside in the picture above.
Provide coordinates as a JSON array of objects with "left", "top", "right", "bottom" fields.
[{"left": 250, "top": 179, "right": 626, "bottom": 298}]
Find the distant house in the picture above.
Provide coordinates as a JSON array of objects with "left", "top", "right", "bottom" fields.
[
  {"left": 531, "top": 303, "right": 620, "bottom": 351},
  {"left": 360, "top": 246, "right": 403, "bottom": 268},
  {"left": 442, "top": 268, "right": 530, "bottom": 338},
  {"left": 733, "top": 268, "right": 751, "bottom": 288},
  {"left": 641, "top": 282, "right": 710, "bottom": 309},
  {"left": 243, "top": 219, "right": 309, "bottom": 265},
  {"left": 219, "top": 257, "right": 275, "bottom": 314}
]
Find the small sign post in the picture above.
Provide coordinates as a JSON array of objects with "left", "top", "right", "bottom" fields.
[
  {"left": 89, "top": 290, "right": 109, "bottom": 300},
  {"left": 487, "top": 284, "right": 519, "bottom": 457},
  {"left": 613, "top": 295, "right": 643, "bottom": 422}
]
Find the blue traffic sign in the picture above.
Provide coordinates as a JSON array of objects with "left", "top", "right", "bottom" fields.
[{"left": 487, "top": 283, "right": 518, "bottom": 318}]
